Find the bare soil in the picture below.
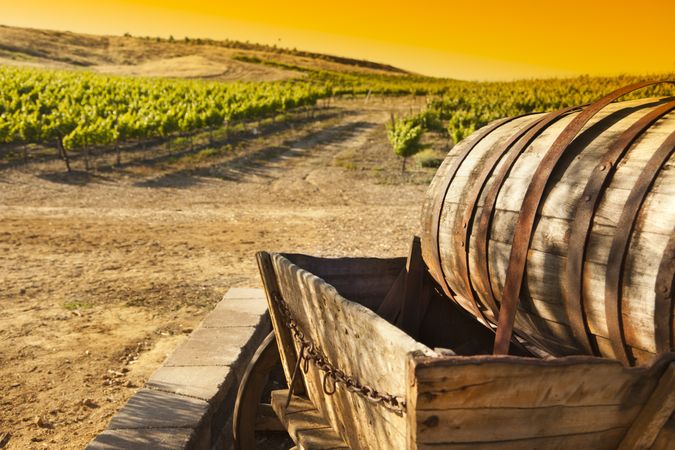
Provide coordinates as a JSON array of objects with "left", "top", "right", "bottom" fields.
[{"left": 0, "top": 98, "right": 444, "bottom": 449}]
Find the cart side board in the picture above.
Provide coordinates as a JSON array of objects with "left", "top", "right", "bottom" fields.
[
  {"left": 407, "top": 353, "right": 675, "bottom": 449},
  {"left": 268, "top": 252, "right": 436, "bottom": 450}
]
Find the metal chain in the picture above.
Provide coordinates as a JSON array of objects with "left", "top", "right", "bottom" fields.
[{"left": 271, "top": 291, "right": 407, "bottom": 415}]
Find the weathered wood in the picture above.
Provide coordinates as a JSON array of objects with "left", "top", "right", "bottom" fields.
[
  {"left": 233, "top": 331, "right": 285, "bottom": 450},
  {"left": 618, "top": 362, "right": 675, "bottom": 449},
  {"left": 254, "top": 403, "right": 285, "bottom": 432},
  {"left": 651, "top": 415, "right": 675, "bottom": 450},
  {"left": 256, "top": 252, "right": 305, "bottom": 395},
  {"left": 376, "top": 267, "right": 406, "bottom": 324},
  {"left": 399, "top": 237, "right": 434, "bottom": 339},
  {"left": 271, "top": 253, "right": 436, "bottom": 450},
  {"left": 258, "top": 253, "right": 675, "bottom": 450},
  {"left": 414, "top": 428, "right": 628, "bottom": 450},
  {"left": 411, "top": 354, "right": 670, "bottom": 409},
  {"left": 271, "top": 390, "right": 348, "bottom": 449},
  {"left": 376, "top": 237, "right": 439, "bottom": 337},
  {"left": 416, "top": 288, "right": 497, "bottom": 356},
  {"left": 422, "top": 97, "right": 675, "bottom": 360},
  {"left": 416, "top": 405, "right": 635, "bottom": 443},
  {"left": 407, "top": 352, "right": 675, "bottom": 448},
  {"left": 283, "top": 253, "right": 405, "bottom": 312}
]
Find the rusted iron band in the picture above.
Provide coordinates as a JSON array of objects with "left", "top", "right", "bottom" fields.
[
  {"left": 566, "top": 100, "right": 675, "bottom": 356},
  {"left": 493, "top": 80, "right": 674, "bottom": 356},
  {"left": 605, "top": 130, "right": 675, "bottom": 365},
  {"left": 426, "top": 116, "right": 516, "bottom": 303},
  {"left": 474, "top": 105, "right": 583, "bottom": 319},
  {"left": 455, "top": 114, "right": 547, "bottom": 324},
  {"left": 655, "top": 227, "right": 675, "bottom": 354}
]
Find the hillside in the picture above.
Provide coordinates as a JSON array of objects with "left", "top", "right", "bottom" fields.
[{"left": 0, "top": 24, "right": 409, "bottom": 81}]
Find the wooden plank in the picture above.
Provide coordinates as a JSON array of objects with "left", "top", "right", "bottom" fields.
[
  {"left": 487, "top": 208, "right": 672, "bottom": 263},
  {"left": 444, "top": 167, "right": 675, "bottom": 222},
  {"left": 593, "top": 335, "right": 657, "bottom": 367},
  {"left": 254, "top": 403, "right": 285, "bottom": 432},
  {"left": 376, "top": 267, "right": 405, "bottom": 324},
  {"left": 416, "top": 290, "right": 496, "bottom": 356},
  {"left": 283, "top": 253, "right": 405, "bottom": 312},
  {"left": 407, "top": 353, "right": 674, "bottom": 447},
  {"left": 412, "top": 353, "right": 671, "bottom": 409},
  {"left": 442, "top": 208, "right": 669, "bottom": 354},
  {"left": 399, "top": 236, "right": 434, "bottom": 339},
  {"left": 618, "top": 362, "right": 675, "bottom": 449},
  {"left": 651, "top": 414, "right": 675, "bottom": 450},
  {"left": 415, "top": 404, "right": 636, "bottom": 443},
  {"left": 271, "top": 390, "right": 348, "bottom": 450},
  {"left": 414, "top": 426, "right": 627, "bottom": 449},
  {"left": 272, "top": 253, "right": 436, "bottom": 450},
  {"left": 256, "top": 251, "right": 305, "bottom": 395},
  {"left": 481, "top": 240, "right": 665, "bottom": 355}
]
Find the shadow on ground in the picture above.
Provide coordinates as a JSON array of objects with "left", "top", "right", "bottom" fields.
[
  {"left": 36, "top": 170, "right": 113, "bottom": 186},
  {"left": 134, "top": 119, "right": 378, "bottom": 189}
]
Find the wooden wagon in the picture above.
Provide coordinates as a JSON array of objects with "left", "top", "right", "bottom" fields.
[
  {"left": 230, "top": 249, "right": 673, "bottom": 449},
  {"left": 232, "top": 83, "right": 675, "bottom": 449}
]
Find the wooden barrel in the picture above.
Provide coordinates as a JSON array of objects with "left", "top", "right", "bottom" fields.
[{"left": 421, "top": 83, "right": 675, "bottom": 366}]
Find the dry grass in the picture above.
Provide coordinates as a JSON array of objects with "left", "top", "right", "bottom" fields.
[{"left": 0, "top": 24, "right": 406, "bottom": 81}]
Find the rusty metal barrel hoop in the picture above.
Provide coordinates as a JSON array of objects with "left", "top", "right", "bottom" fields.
[
  {"left": 492, "top": 80, "right": 675, "bottom": 356},
  {"left": 565, "top": 100, "right": 675, "bottom": 356},
  {"left": 604, "top": 130, "right": 675, "bottom": 364},
  {"left": 472, "top": 105, "right": 584, "bottom": 319}
]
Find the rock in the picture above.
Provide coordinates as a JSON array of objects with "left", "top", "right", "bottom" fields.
[
  {"left": 36, "top": 416, "right": 53, "bottom": 429},
  {"left": 82, "top": 399, "right": 99, "bottom": 409},
  {"left": 0, "top": 432, "right": 11, "bottom": 448},
  {"left": 124, "top": 380, "right": 136, "bottom": 388}
]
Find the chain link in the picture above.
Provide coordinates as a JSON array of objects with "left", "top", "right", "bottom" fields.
[{"left": 271, "top": 292, "right": 407, "bottom": 415}]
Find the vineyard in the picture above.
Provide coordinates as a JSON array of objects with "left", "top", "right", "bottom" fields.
[
  {"left": 380, "top": 75, "right": 675, "bottom": 144},
  {"left": 2, "top": 24, "right": 675, "bottom": 450},
  {"left": 0, "top": 66, "right": 331, "bottom": 170},
  {"left": 1, "top": 63, "right": 673, "bottom": 171}
]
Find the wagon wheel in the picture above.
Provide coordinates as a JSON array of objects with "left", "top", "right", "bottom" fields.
[{"left": 233, "top": 331, "right": 291, "bottom": 449}]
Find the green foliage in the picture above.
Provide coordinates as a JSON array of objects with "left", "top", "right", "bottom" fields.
[
  {"left": 0, "top": 66, "right": 329, "bottom": 155},
  {"left": 387, "top": 116, "right": 423, "bottom": 158},
  {"left": 306, "top": 68, "right": 674, "bottom": 144},
  {"left": 425, "top": 76, "right": 675, "bottom": 144},
  {"left": 387, "top": 114, "right": 426, "bottom": 172},
  {"left": 1, "top": 63, "right": 673, "bottom": 172}
]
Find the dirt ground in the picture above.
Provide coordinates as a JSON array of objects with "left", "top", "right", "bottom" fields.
[{"left": 0, "top": 98, "right": 443, "bottom": 449}]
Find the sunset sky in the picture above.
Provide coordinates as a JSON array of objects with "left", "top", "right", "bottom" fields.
[{"left": 3, "top": 0, "right": 674, "bottom": 80}]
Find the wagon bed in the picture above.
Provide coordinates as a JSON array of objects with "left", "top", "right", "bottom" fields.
[{"left": 233, "top": 249, "right": 674, "bottom": 449}]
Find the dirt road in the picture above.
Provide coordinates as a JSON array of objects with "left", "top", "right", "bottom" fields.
[{"left": 0, "top": 98, "right": 439, "bottom": 449}]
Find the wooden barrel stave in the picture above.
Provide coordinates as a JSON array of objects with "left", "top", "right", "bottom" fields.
[{"left": 422, "top": 97, "right": 675, "bottom": 364}]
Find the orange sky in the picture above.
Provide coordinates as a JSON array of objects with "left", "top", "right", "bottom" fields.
[{"left": 3, "top": 0, "right": 674, "bottom": 80}]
